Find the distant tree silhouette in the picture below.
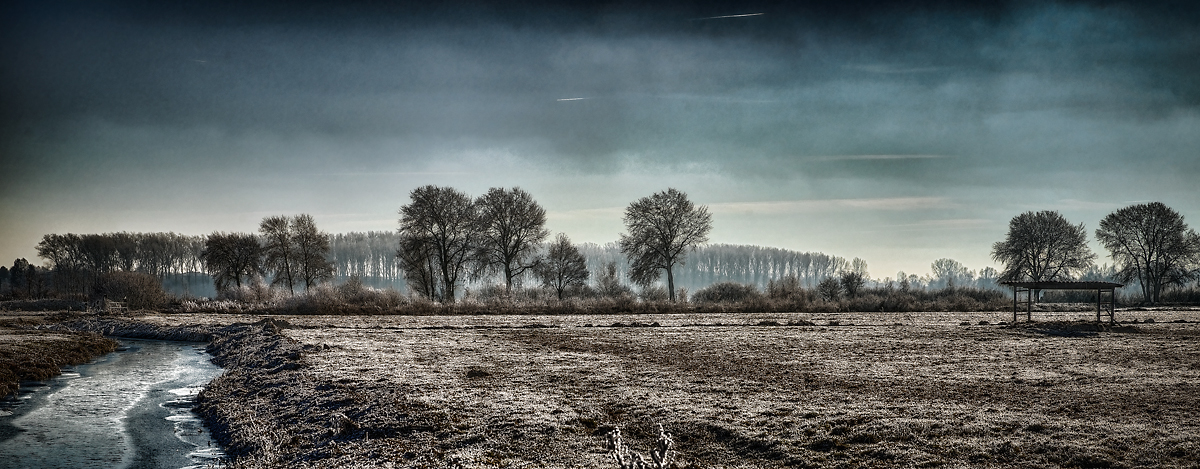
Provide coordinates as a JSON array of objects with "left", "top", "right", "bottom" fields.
[
  {"left": 202, "top": 232, "right": 262, "bottom": 291},
  {"left": 260, "top": 216, "right": 297, "bottom": 294},
  {"left": 931, "top": 258, "right": 971, "bottom": 289},
  {"left": 475, "top": 187, "right": 549, "bottom": 295},
  {"left": 10, "top": 259, "right": 29, "bottom": 295},
  {"left": 817, "top": 276, "right": 841, "bottom": 302},
  {"left": 79, "top": 234, "right": 117, "bottom": 275},
  {"left": 619, "top": 188, "right": 712, "bottom": 302},
  {"left": 26, "top": 264, "right": 40, "bottom": 298},
  {"left": 112, "top": 232, "right": 139, "bottom": 272},
  {"left": 536, "top": 233, "right": 589, "bottom": 300},
  {"left": 1096, "top": 202, "right": 1200, "bottom": 304},
  {"left": 398, "top": 185, "right": 478, "bottom": 303},
  {"left": 992, "top": 210, "right": 1095, "bottom": 286},
  {"left": 976, "top": 266, "right": 1000, "bottom": 289},
  {"left": 329, "top": 232, "right": 404, "bottom": 288},
  {"left": 840, "top": 271, "right": 865, "bottom": 298},
  {"left": 595, "top": 261, "right": 631, "bottom": 298},
  {"left": 291, "top": 214, "right": 335, "bottom": 291},
  {"left": 850, "top": 257, "right": 869, "bottom": 278}
]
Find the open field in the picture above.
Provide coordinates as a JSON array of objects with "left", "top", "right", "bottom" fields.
[{"left": 163, "top": 310, "right": 1200, "bottom": 468}]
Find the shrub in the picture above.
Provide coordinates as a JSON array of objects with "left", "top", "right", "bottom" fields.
[
  {"left": 93, "top": 271, "right": 169, "bottom": 310},
  {"left": 291, "top": 278, "right": 406, "bottom": 314},
  {"left": 693, "top": 282, "right": 762, "bottom": 303},
  {"left": 639, "top": 285, "right": 669, "bottom": 302},
  {"left": 817, "top": 277, "right": 842, "bottom": 302},
  {"left": 767, "top": 276, "right": 806, "bottom": 301},
  {"left": 219, "top": 276, "right": 279, "bottom": 303}
]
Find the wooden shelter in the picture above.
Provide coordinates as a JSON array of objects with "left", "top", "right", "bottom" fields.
[{"left": 1000, "top": 281, "right": 1123, "bottom": 323}]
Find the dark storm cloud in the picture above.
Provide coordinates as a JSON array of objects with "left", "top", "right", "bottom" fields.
[{"left": 2, "top": 0, "right": 1198, "bottom": 182}]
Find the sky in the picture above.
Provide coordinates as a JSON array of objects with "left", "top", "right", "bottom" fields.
[{"left": 2, "top": 0, "right": 1198, "bottom": 280}]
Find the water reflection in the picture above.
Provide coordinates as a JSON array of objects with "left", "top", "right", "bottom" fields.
[{"left": 0, "top": 340, "right": 225, "bottom": 469}]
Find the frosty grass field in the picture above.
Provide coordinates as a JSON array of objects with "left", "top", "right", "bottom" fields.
[{"left": 122, "top": 310, "right": 1200, "bottom": 468}]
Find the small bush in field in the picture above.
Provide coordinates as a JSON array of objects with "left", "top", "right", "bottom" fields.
[
  {"left": 693, "top": 282, "right": 761, "bottom": 303},
  {"left": 93, "top": 271, "right": 169, "bottom": 310},
  {"left": 767, "top": 275, "right": 809, "bottom": 303},
  {"left": 639, "top": 285, "right": 669, "bottom": 302},
  {"left": 218, "top": 276, "right": 281, "bottom": 304},
  {"left": 295, "top": 277, "right": 405, "bottom": 313},
  {"left": 606, "top": 424, "right": 674, "bottom": 469}
]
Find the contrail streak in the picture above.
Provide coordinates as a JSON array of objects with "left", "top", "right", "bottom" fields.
[
  {"left": 692, "top": 13, "right": 764, "bottom": 20},
  {"left": 556, "top": 97, "right": 587, "bottom": 101}
]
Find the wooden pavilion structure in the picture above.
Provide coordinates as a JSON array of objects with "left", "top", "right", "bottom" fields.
[{"left": 1000, "top": 281, "right": 1124, "bottom": 323}]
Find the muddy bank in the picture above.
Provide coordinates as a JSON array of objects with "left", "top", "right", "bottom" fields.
[
  {"left": 45, "top": 316, "right": 222, "bottom": 342},
  {"left": 194, "top": 321, "right": 456, "bottom": 468},
  {"left": 0, "top": 327, "right": 118, "bottom": 397}
]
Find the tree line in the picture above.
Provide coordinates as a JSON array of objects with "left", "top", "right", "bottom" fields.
[
  {"left": 32, "top": 232, "right": 206, "bottom": 299},
  {"left": 12, "top": 190, "right": 1198, "bottom": 307}
]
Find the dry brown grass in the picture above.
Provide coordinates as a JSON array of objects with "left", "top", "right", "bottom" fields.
[{"left": 153, "top": 310, "right": 1200, "bottom": 468}]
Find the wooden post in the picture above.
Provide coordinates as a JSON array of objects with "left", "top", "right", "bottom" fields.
[
  {"left": 1027, "top": 288, "right": 1033, "bottom": 321},
  {"left": 1013, "top": 287, "right": 1018, "bottom": 323},
  {"left": 1110, "top": 289, "right": 1117, "bottom": 324},
  {"left": 1096, "top": 288, "right": 1101, "bottom": 323}
]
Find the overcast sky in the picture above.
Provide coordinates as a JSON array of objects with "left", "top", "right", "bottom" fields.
[{"left": 2, "top": 0, "right": 1198, "bottom": 279}]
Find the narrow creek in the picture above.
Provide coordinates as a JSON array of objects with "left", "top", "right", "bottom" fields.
[{"left": 0, "top": 339, "right": 226, "bottom": 469}]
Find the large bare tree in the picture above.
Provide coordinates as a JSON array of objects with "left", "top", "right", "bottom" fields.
[
  {"left": 475, "top": 187, "right": 549, "bottom": 295},
  {"left": 536, "top": 233, "right": 589, "bottom": 300},
  {"left": 618, "top": 188, "right": 712, "bottom": 302},
  {"left": 259, "top": 215, "right": 297, "bottom": 294},
  {"left": 1096, "top": 202, "right": 1200, "bottom": 304},
  {"left": 991, "top": 210, "right": 1095, "bottom": 285},
  {"left": 397, "top": 185, "right": 478, "bottom": 303},
  {"left": 291, "top": 214, "right": 335, "bottom": 291}
]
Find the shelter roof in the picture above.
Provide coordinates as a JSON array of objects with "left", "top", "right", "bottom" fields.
[{"left": 1000, "top": 281, "right": 1124, "bottom": 289}]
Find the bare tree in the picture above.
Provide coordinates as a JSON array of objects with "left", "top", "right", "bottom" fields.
[
  {"left": 839, "top": 271, "right": 865, "bottom": 297},
  {"left": 201, "top": 232, "right": 262, "bottom": 291},
  {"left": 931, "top": 258, "right": 972, "bottom": 289},
  {"left": 619, "top": 188, "right": 712, "bottom": 302},
  {"left": 536, "top": 233, "right": 589, "bottom": 300},
  {"left": 991, "top": 210, "right": 1095, "bottom": 285},
  {"left": 475, "top": 187, "right": 549, "bottom": 295},
  {"left": 291, "top": 214, "right": 335, "bottom": 291},
  {"left": 398, "top": 185, "right": 478, "bottom": 303},
  {"left": 1096, "top": 202, "right": 1200, "bottom": 304},
  {"left": 259, "top": 215, "right": 297, "bottom": 294},
  {"left": 817, "top": 276, "right": 842, "bottom": 302}
]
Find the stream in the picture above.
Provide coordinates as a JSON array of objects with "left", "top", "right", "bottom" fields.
[{"left": 0, "top": 339, "right": 226, "bottom": 469}]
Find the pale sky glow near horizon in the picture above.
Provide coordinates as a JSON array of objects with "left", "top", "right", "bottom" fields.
[{"left": 2, "top": 0, "right": 1199, "bottom": 281}]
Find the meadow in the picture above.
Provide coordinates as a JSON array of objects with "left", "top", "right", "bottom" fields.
[{"left": 133, "top": 310, "right": 1200, "bottom": 468}]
